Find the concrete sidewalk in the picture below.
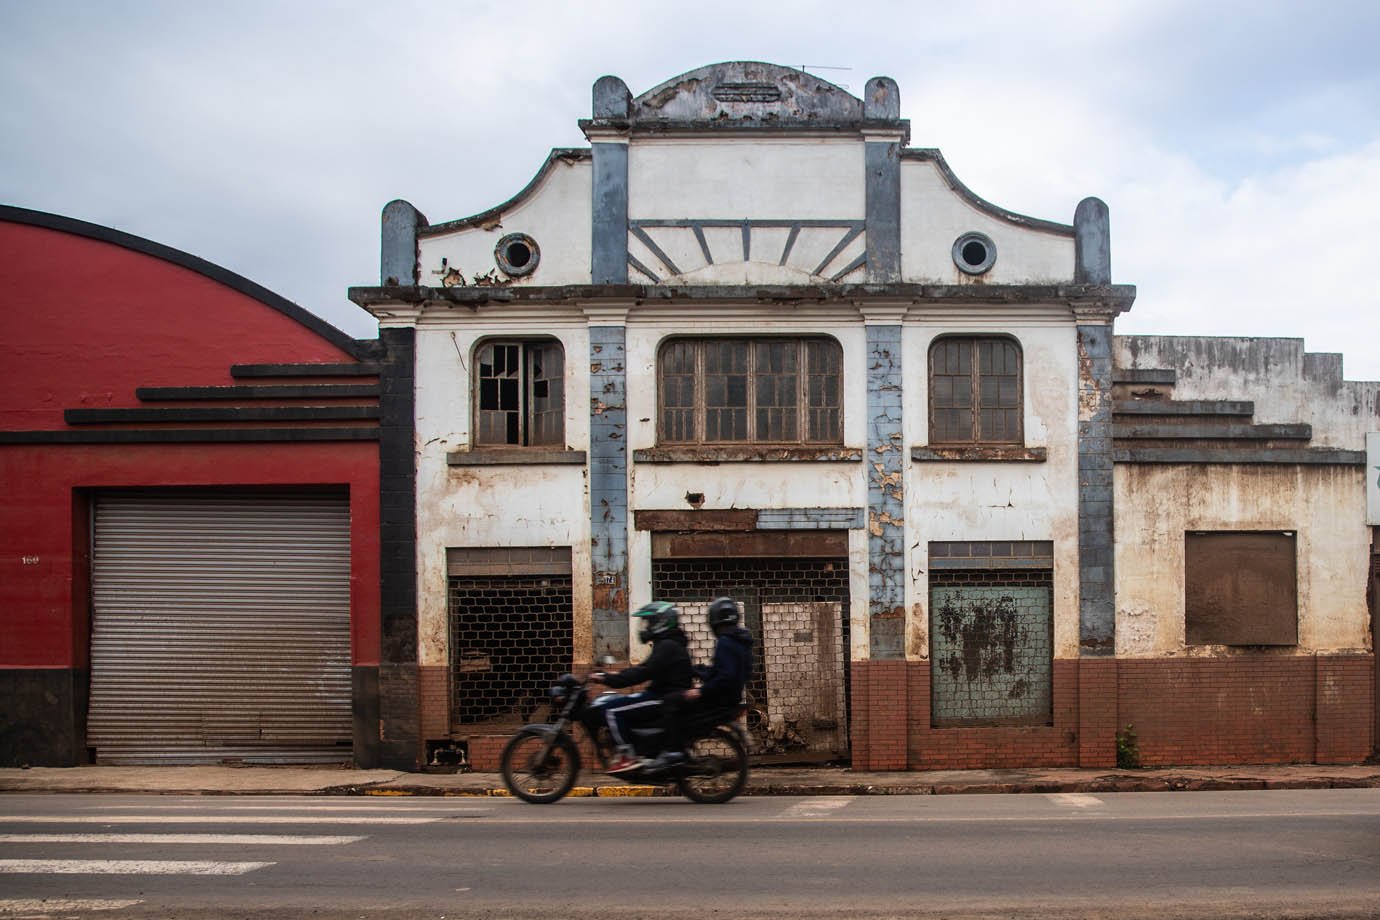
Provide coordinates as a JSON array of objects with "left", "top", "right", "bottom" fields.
[{"left": 3, "top": 762, "right": 1379, "bottom": 797}]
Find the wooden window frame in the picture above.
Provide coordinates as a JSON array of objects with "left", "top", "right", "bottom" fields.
[
  {"left": 656, "top": 336, "right": 843, "bottom": 447},
  {"left": 472, "top": 338, "right": 565, "bottom": 448},
  {"left": 927, "top": 335, "right": 1024, "bottom": 446}
]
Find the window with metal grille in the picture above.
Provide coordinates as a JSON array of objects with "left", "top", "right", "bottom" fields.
[
  {"left": 447, "top": 574, "right": 573, "bottom": 729},
  {"left": 929, "top": 567, "right": 1053, "bottom": 727},
  {"left": 928, "top": 336, "right": 1022, "bottom": 445},
  {"left": 658, "top": 337, "right": 842, "bottom": 445},
  {"left": 474, "top": 339, "right": 564, "bottom": 447},
  {"left": 652, "top": 556, "right": 850, "bottom": 759}
]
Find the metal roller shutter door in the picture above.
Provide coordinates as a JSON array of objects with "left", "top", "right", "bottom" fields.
[{"left": 88, "top": 491, "right": 352, "bottom": 764}]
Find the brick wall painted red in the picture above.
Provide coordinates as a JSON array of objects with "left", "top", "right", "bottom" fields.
[
  {"left": 849, "top": 660, "right": 908, "bottom": 771},
  {"left": 907, "top": 659, "right": 1081, "bottom": 770},
  {"left": 1079, "top": 658, "right": 1118, "bottom": 767},
  {"left": 1118, "top": 657, "right": 1329, "bottom": 766},
  {"left": 1315, "top": 655, "right": 1375, "bottom": 763}
]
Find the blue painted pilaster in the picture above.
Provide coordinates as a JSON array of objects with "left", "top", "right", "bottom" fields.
[
  {"left": 1076, "top": 315, "right": 1116, "bottom": 654},
  {"left": 865, "top": 318, "right": 906, "bottom": 658},
  {"left": 588, "top": 321, "right": 629, "bottom": 659},
  {"left": 380, "top": 200, "right": 427, "bottom": 286},
  {"left": 589, "top": 76, "right": 630, "bottom": 285},
  {"left": 863, "top": 77, "right": 902, "bottom": 284}
]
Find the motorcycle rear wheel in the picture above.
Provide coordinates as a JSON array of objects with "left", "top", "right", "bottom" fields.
[
  {"left": 676, "top": 726, "right": 748, "bottom": 804},
  {"left": 500, "top": 729, "right": 579, "bottom": 804}
]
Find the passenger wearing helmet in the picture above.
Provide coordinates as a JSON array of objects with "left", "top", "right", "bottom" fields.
[
  {"left": 642, "top": 595, "right": 754, "bottom": 771},
  {"left": 588, "top": 600, "right": 692, "bottom": 773}
]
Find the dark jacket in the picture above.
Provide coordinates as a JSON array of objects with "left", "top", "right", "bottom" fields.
[
  {"left": 695, "top": 627, "right": 753, "bottom": 706},
  {"left": 601, "top": 628, "right": 693, "bottom": 697}
]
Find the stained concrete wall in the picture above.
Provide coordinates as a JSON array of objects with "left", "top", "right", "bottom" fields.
[
  {"left": 1115, "top": 463, "right": 1370, "bottom": 657},
  {"left": 1115, "top": 335, "right": 1380, "bottom": 448},
  {"left": 905, "top": 319, "right": 1082, "bottom": 660}
]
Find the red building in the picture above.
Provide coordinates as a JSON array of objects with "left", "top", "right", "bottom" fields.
[{"left": 0, "top": 206, "right": 382, "bottom": 767}]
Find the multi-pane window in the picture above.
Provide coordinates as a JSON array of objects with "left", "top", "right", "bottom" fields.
[
  {"left": 658, "top": 338, "right": 842, "bottom": 445},
  {"left": 929, "top": 337, "right": 1022, "bottom": 445},
  {"left": 474, "top": 340, "right": 564, "bottom": 447}
]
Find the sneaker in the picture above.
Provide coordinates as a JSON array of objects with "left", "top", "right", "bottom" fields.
[
  {"left": 606, "top": 753, "right": 640, "bottom": 773},
  {"left": 642, "top": 751, "right": 686, "bottom": 771}
]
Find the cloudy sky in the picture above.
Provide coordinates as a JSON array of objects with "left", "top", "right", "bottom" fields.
[{"left": 3, "top": 1, "right": 1378, "bottom": 377}]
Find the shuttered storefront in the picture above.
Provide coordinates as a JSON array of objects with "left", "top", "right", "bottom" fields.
[{"left": 88, "top": 491, "right": 352, "bottom": 764}]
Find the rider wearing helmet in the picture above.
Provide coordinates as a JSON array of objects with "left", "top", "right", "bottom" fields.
[
  {"left": 643, "top": 595, "right": 755, "bottom": 771},
  {"left": 589, "top": 600, "right": 692, "bottom": 772}
]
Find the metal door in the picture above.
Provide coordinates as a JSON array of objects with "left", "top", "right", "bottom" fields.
[{"left": 88, "top": 491, "right": 352, "bottom": 764}]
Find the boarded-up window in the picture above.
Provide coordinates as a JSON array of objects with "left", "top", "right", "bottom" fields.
[
  {"left": 657, "top": 337, "right": 842, "bottom": 445},
  {"left": 474, "top": 340, "right": 564, "bottom": 447},
  {"left": 1185, "top": 531, "right": 1297, "bottom": 646},
  {"left": 929, "top": 336, "right": 1022, "bottom": 445}
]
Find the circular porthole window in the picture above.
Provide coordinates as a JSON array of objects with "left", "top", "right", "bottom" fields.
[
  {"left": 495, "top": 233, "right": 540, "bottom": 277},
  {"left": 952, "top": 232, "right": 996, "bottom": 275}
]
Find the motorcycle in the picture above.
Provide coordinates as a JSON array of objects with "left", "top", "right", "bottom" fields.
[{"left": 499, "top": 670, "right": 750, "bottom": 804}]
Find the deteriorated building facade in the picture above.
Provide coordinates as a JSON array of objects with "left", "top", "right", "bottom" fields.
[{"left": 346, "top": 61, "right": 1377, "bottom": 772}]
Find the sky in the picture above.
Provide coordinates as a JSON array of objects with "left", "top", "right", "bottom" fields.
[{"left": 3, "top": 0, "right": 1378, "bottom": 378}]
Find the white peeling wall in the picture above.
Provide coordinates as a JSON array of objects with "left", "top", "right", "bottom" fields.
[
  {"left": 412, "top": 318, "right": 593, "bottom": 668},
  {"left": 1115, "top": 463, "right": 1371, "bottom": 656},
  {"left": 629, "top": 139, "right": 864, "bottom": 220},
  {"left": 416, "top": 157, "right": 592, "bottom": 288},
  {"left": 904, "top": 321, "right": 1082, "bottom": 659},
  {"left": 1115, "top": 335, "right": 1380, "bottom": 447},
  {"left": 624, "top": 313, "right": 873, "bottom": 658},
  {"left": 900, "top": 160, "right": 1075, "bottom": 285}
]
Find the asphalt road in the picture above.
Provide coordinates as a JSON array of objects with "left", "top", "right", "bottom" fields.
[{"left": 1, "top": 790, "right": 1378, "bottom": 919}]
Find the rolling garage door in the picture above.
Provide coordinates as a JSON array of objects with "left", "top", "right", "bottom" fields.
[{"left": 88, "top": 491, "right": 352, "bottom": 764}]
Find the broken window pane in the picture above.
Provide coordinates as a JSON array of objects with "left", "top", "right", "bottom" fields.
[{"left": 474, "top": 339, "right": 565, "bottom": 447}]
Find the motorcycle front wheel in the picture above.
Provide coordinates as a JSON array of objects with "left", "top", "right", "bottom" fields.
[
  {"left": 676, "top": 726, "right": 748, "bottom": 804},
  {"left": 500, "top": 729, "right": 580, "bottom": 804}
]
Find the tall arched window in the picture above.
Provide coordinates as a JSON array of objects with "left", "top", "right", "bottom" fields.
[
  {"left": 928, "top": 336, "right": 1022, "bottom": 445},
  {"left": 657, "top": 337, "right": 842, "bottom": 445},
  {"left": 473, "top": 339, "right": 564, "bottom": 447}
]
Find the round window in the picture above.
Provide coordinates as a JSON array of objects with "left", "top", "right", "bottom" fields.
[
  {"left": 952, "top": 232, "right": 996, "bottom": 275},
  {"left": 495, "top": 233, "right": 540, "bottom": 277}
]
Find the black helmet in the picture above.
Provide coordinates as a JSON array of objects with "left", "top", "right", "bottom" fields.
[
  {"left": 633, "top": 600, "right": 680, "bottom": 644},
  {"left": 707, "top": 596, "right": 741, "bottom": 633}
]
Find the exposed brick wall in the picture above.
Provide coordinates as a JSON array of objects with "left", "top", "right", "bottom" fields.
[
  {"left": 419, "top": 665, "right": 449, "bottom": 741},
  {"left": 908, "top": 660, "right": 1080, "bottom": 769},
  {"left": 1117, "top": 657, "right": 1320, "bottom": 765},
  {"left": 849, "top": 659, "right": 908, "bottom": 770},
  {"left": 1315, "top": 655, "right": 1375, "bottom": 763},
  {"left": 1078, "top": 658, "right": 1118, "bottom": 767}
]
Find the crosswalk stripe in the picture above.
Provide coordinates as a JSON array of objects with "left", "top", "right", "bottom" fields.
[
  {"left": 0, "top": 833, "right": 363, "bottom": 845},
  {"left": 0, "top": 859, "right": 273, "bottom": 875},
  {"left": 3, "top": 815, "right": 438, "bottom": 825},
  {"left": 0, "top": 899, "right": 143, "bottom": 913}
]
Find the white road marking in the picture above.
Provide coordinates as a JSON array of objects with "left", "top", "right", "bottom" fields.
[
  {"left": 1048, "top": 793, "right": 1104, "bottom": 808},
  {"left": 0, "top": 899, "right": 143, "bottom": 913},
  {"left": 0, "top": 859, "right": 273, "bottom": 875},
  {"left": 0, "top": 833, "right": 363, "bottom": 845},
  {"left": 87, "top": 804, "right": 484, "bottom": 812},
  {"left": 778, "top": 797, "right": 852, "bottom": 818},
  {"left": 2, "top": 815, "right": 438, "bottom": 825}
]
